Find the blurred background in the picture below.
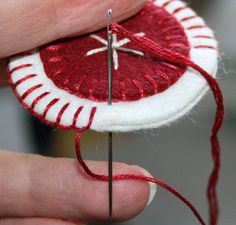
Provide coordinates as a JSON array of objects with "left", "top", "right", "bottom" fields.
[{"left": 0, "top": 0, "right": 235, "bottom": 224}]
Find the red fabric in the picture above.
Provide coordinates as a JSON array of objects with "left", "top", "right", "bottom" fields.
[{"left": 40, "top": 2, "right": 190, "bottom": 102}]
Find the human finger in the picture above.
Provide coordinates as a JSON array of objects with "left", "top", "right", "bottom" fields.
[
  {"left": 0, "top": 218, "right": 84, "bottom": 225},
  {"left": 0, "top": 151, "right": 156, "bottom": 223},
  {"left": 0, "top": 0, "right": 147, "bottom": 58}
]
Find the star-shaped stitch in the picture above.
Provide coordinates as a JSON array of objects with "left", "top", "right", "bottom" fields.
[{"left": 86, "top": 33, "right": 145, "bottom": 70}]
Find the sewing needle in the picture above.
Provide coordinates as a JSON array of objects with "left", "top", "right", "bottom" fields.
[{"left": 107, "top": 9, "right": 113, "bottom": 224}]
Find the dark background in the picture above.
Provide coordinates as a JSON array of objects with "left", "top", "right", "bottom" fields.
[{"left": 0, "top": 0, "right": 235, "bottom": 224}]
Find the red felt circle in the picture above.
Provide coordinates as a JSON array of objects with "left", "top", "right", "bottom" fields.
[{"left": 40, "top": 2, "right": 190, "bottom": 102}]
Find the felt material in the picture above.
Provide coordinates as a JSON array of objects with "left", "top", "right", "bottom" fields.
[
  {"left": 8, "top": 0, "right": 218, "bottom": 132},
  {"left": 40, "top": 3, "right": 189, "bottom": 102}
]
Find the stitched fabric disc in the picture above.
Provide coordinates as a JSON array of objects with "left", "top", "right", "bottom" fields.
[
  {"left": 8, "top": 0, "right": 218, "bottom": 132},
  {"left": 40, "top": 3, "right": 190, "bottom": 102}
]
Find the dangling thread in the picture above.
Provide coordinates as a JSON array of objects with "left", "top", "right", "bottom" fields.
[
  {"left": 75, "top": 24, "right": 224, "bottom": 225},
  {"left": 75, "top": 131, "right": 206, "bottom": 225},
  {"left": 111, "top": 24, "right": 224, "bottom": 225}
]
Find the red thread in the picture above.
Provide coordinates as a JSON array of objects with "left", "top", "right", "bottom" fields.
[
  {"left": 132, "top": 80, "right": 144, "bottom": 97},
  {"left": 119, "top": 80, "right": 126, "bottom": 100},
  {"left": 56, "top": 103, "right": 70, "bottom": 124},
  {"left": 159, "top": 70, "right": 171, "bottom": 87},
  {"left": 43, "top": 98, "right": 59, "bottom": 119},
  {"left": 14, "top": 74, "right": 37, "bottom": 87},
  {"left": 86, "top": 107, "right": 97, "bottom": 130},
  {"left": 156, "top": 14, "right": 173, "bottom": 26},
  {"left": 47, "top": 45, "right": 61, "bottom": 51},
  {"left": 162, "top": 0, "right": 174, "bottom": 8},
  {"left": 173, "top": 6, "right": 188, "bottom": 14},
  {"left": 31, "top": 92, "right": 50, "bottom": 110},
  {"left": 110, "top": 23, "right": 224, "bottom": 225},
  {"left": 208, "top": 136, "right": 220, "bottom": 225},
  {"left": 73, "top": 107, "right": 96, "bottom": 131},
  {"left": 161, "top": 62, "right": 179, "bottom": 72},
  {"left": 180, "top": 15, "right": 198, "bottom": 22},
  {"left": 193, "top": 35, "right": 214, "bottom": 39},
  {"left": 53, "top": 69, "right": 63, "bottom": 78},
  {"left": 10, "top": 64, "right": 32, "bottom": 74},
  {"left": 144, "top": 73, "right": 158, "bottom": 93},
  {"left": 21, "top": 84, "right": 42, "bottom": 100},
  {"left": 160, "top": 25, "right": 183, "bottom": 35},
  {"left": 165, "top": 34, "right": 184, "bottom": 41},
  {"left": 75, "top": 131, "right": 206, "bottom": 225},
  {"left": 194, "top": 45, "right": 216, "bottom": 50},
  {"left": 8, "top": 67, "right": 97, "bottom": 131},
  {"left": 187, "top": 25, "right": 207, "bottom": 30},
  {"left": 72, "top": 107, "right": 84, "bottom": 128},
  {"left": 49, "top": 56, "right": 63, "bottom": 63}
]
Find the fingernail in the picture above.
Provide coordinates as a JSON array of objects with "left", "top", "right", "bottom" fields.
[{"left": 135, "top": 166, "right": 157, "bottom": 207}]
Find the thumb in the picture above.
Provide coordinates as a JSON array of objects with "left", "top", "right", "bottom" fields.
[
  {"left": 0, "top": 151, "right": 156, "bottom": 223},
  {"left": 0, "top": 0, "right": 147, "bottom": 58}
]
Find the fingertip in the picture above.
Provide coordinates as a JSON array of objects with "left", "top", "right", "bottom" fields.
[
  {"left": 112, "top": 164, "right": 151, "bottom": 222},
  {"left": 78, "top": 162, "right": 153, "bottom": 222},
  {"left": 0, "top": 152, "right": 154, "bottom": 223},
  {"left": 136, "top": 166, "right": 157, "bottom": 207}
]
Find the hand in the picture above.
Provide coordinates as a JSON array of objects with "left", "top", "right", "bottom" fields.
[
  {"left": 0, "top": 1, "right": 156, "bottom": 224},
  {"left": 0, "top": 0, "right": 147, "bottom": 85},
  {"left": 0, "top": 151, "right": 156, "bottom": 225}
]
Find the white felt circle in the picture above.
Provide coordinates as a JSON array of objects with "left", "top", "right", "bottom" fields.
[{"left": 8, "top": 0, "right": 218, "bottom": 132}]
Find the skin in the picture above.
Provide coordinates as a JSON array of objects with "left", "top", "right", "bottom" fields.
[{"left": 0, "top": 0, "right": 150, "bottom": 224}]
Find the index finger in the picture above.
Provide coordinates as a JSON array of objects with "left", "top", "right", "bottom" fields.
[
  {"left": 0, "top": 151, "right": 151, "bottom": 223},
  {"left": 0, "top": 0, "right": 147, "bottom": 58}
]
